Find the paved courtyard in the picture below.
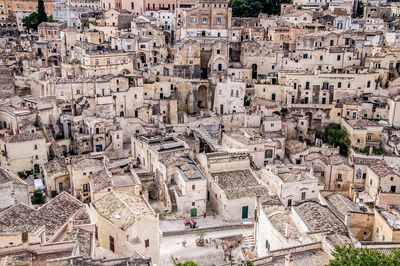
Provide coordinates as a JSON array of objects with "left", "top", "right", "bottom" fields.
[{"left": 160, "top": 227, "right": 253, "bottom": 266}]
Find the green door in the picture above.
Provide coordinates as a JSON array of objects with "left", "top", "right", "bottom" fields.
[
  {"left": 191, "top": 208, "right": 197, "bottom": 217},
  {"left": 242, "top": 206, "right": 249, "bottom": 219}
]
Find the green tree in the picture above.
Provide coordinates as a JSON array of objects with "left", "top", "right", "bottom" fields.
[
  {"left": 31, "top": 189, "right": 45, "bottom": 205},
  {"left": 37, "top": 0, "right": 47, "bottom": 25},
  {"left": 356, "top": 0, "right": 364, "bottom": 18},
  {"left": 175, "top": 261, "right": 199, "bottom": 266},
  {"left": 230, "top": 0, "right": 291, "bottom": 17},
  {"left": 322, "top": 123, "right": 351, "bottom": 156},
  {"left": 328, "top": 245, "right": 400, "bottom": 266},
  {"left": 230, "top": 0, "right": 263, "bottom": 17},
  {"left": 264, "top": 0, "right": 291, "bottom": 15},
  {"left": 23, "top": 12, "right": 41, "bottom": 30}
]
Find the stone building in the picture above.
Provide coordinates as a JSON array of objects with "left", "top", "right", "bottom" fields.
[
  {"left": 0, "top": 167, "right": 29, "bottom": 209},
  {"left": 90, "top": 191, "right": 160, "bottom": 264},
  {"left": 0, "top": 131, "right": 48, "bottom": 174}
]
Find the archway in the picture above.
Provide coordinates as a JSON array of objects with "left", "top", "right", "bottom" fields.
[
  {"left": 34, "top": 164, "right": 40, "bottom": 174},
  {"left": 198, "top": 85, "right": 208, "bottom": 109}
]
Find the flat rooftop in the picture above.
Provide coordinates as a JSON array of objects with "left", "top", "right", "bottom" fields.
[
  {"left": 138, "top": 135, "right": 188, "bottom": 153},
  {"left": 226, "top": 129, "right": 274, "bottom": 145}
]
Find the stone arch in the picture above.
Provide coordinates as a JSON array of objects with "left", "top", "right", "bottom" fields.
[
  {"left": 138, "top": 52, "right": 146, "bottom": 64},
  {"left": 198, "top": 85, "right": 208, "bottom": 109}
]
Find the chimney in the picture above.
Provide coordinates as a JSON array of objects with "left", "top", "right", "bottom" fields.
[
  {"left": 284, "top": 222, "right": 289, "bottom": 238},
  {"left": 285, "top": 253, "right": 293, "bottom": 266}
]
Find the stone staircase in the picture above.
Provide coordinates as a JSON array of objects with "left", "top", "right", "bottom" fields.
[
  {"left": 241, "top": 234, "right": 255, "bottom": 251},
  {"left": 169, "top": 186, "right": 177, "bottom": 212},
  {"left": 191, "top": 126, "right": 221, "bottom": 151}
]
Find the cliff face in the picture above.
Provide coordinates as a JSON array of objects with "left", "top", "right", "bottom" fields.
[{"left": 0, "top": 64, "right": 15, "bottom": 97}]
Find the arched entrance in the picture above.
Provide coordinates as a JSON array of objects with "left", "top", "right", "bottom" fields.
[
  {"left": 198, "top": 85, "right": 208, "bottom": 109},
  {"left": 34, "top": 164, "right": 40, "bottom": 174}
]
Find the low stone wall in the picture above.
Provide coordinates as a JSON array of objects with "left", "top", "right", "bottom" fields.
[{"left": 162, "top": 223, "right": 254, "bottom": 236}]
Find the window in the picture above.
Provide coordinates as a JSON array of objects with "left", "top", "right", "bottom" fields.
[
  {"left": 83, "top": 183, "right": 90, "bottom": 192},
  {"left": 370, "top": 179, "right": 372, "bottom": 186},
  {"left": 216, "top": 16, "right": 222, "bottom": 24},
  {"left": 367, "top": 134, "right": 372, "bottom": 142},
  {"left": 367, "top": 80, "right": 371, "bottom": 88},
  {"left": 191, "top": 16, "right": 197, "bottom": 23},
  {"left": 95, "top": 59, "right": 99, "bottom": 66},
  {"left": 305, "top": 81, "right": 310, "bottom": 89},
  {"left": 301, "top": 191, "right": 306, "bottom": 200},
  {"left": 271, "top": 93, "right": 276, "bottom": 101},
  {"left": 338, "top": 82, "right": 342, "bottom": 88},
  {"left": 337, "top": 55, "right": 341, "bottom": 61},
  {"left": 391, "top": 186, "right": 396, "bottom": 193},
  {"left": 265, "top": 150, "right": 273, "bottom": 159},
  {"left": 265, "top": 240, "right": 270, "bottom": 251},
  {"left": 192, "top": 184, "right": 195, "bottom": 190},
  {"left": 145, "top": 239, "right": 149, "bottom": 248},
  {"left": 337, "top": 174, "right": 342, "bottom": 181},
  {"left": 109, "top": 236, "right": 115, "bottom": 252},
  {"left": 216, "top": 49, "right": 220, "bottom": 54},
  {"left": 34, "top": 144, "right": 38, "bottom": 150},
  {"left": 192, "top": 202, "right": 195, "bottom": 206},
  {"left": 202, "top": 17, "right": 208, "bottom": 24}
]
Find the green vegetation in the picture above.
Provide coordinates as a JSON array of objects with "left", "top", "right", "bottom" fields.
[
  {"left": 37, "top": 0, "right": 47, "bottom": 24},
  {"left": 273, "top": 107, "right": 289, "bottom": 118},
  {"left": 322, "top": 123, "right": 351, "bottom": 156},
  {"left": 230, "top": 0, "right": 291, "bottom": 17},
  {"left": 22, "top": 0, "right": 49, "bottom": 30},
  {"left": 31, "top": 189, "right": 45, "bottom": 205},
  {"left": 363, "top": 146, "right": 388, "bottom": 156},
  {"left": 175, "top": 260, "right": 199, "bottom": 266},
  {"left": 17, "top": 170, "right": 34, "bottom": 178},
  {"left": 356, "top": 0, "right": 364, "bottom": 18},
  {"left": 328, "top": 245, "right": 400, "bottom": 266}
]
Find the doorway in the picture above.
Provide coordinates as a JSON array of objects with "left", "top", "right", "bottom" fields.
[
  {"left": 191, "top": 208, "right": 197, "bottom": 217},
  {"left": 242, "top": 206, "right": 249, "bottom": 219}
]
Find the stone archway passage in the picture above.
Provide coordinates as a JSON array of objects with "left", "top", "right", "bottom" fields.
[{"left": 198, "top": 85, "right": 208, "bottom": 109}]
